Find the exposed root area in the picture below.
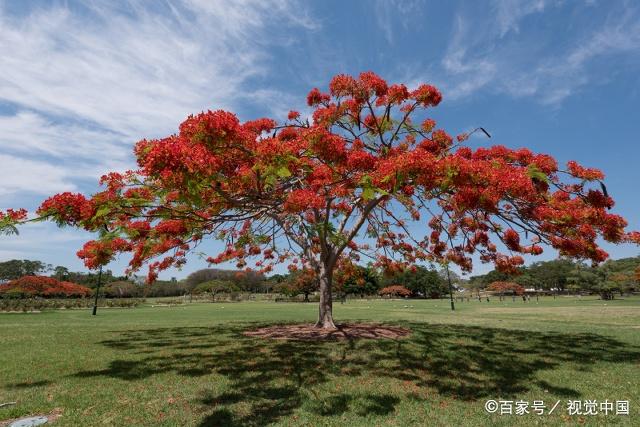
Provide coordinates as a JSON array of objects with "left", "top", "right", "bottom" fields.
[{"left": 243, "top": 323, "right": 411, "bottom": 340}]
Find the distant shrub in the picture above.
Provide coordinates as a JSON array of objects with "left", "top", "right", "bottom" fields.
[
  {"left": 379, "top": 285, "right": 411, "bottom": 297},
  {"left": 0, "top": 297, "right": 144, "bottom": 311},
  {"left": 486, "top": 281, "right": 525, "bottom": 295},
  {"left": 0, "top": 276, "right": 91, "bottom": 298}
]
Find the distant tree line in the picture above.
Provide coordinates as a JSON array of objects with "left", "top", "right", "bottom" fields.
[
  {"left": 468, "top": 257, "right": 640, "bottom": 300},
  {"left": 3, "top": 256, "right": 637, "bottom": 301},
  {"left": 0, "top": 259, "right": 452, "bottom": 300}
]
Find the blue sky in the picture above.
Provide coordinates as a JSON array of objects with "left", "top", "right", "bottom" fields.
[{"left": 1, "top": 0, "right": 639, "bottom": 279}]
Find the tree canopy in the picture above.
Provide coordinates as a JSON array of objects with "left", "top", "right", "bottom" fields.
[{"left": 3, "top": 71, "right": 638, "bottom": 328}]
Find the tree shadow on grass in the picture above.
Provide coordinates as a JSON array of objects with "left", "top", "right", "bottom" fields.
[
  {"left": 5, "top": 379, "right": 51, "bottom": 389},
  {"left": 71, "top": 323, "right": 640, "bottom": 426}
]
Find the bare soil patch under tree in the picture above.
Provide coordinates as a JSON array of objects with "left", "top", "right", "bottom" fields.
[{"left": 243, "top": 323, "right": 411, "bottom": 340}]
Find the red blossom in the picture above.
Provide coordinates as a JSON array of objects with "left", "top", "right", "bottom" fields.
[
  {"left": 567, "top": 160, "right": 604, "bottom": 180},
  {"left": 0, "top": 208, "right": 27, "bottom": 221},
  {"left": 503, "top": 229, "right": 521, "bottom": 251},
  {"left": 329, "top": 74, "right": 357, "bottom": 97},
  {"left": 287, "top": 110, "right": 300, "bottom": 120},
  {"left": 307, "top": 88, "right": 330, "bottom": 106},
  {"left": 358, "top": 71, "right": 388, "bottom": 97},
  {"left": 410, "top": 84, "right": 442, "bottom": 107},
  {"left": 284, "top": 189, "right": 324, "bottom": 212}
]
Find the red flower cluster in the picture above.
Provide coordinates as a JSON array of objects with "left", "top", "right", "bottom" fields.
[
  {"left": 410, "top": 84, "right": 442, "bottom": 107},
  {"left": 284, "top": 189, "right": 325, "bottom": 212},
  {"left": 287, "top": 110, "right": 300, "bottom": 120},
  {"left": 566, "top": 160, "right": 604, "bottom": 181},
  {"left": 307, "top": 88, "right": 330, "bottom": 106},
  {"left": 37, "top": 192, "right": 94, "bottom": 225},
  {"left": 77, "top": 238, "right": 132, "bottom": 269},
  {"left": 0, "top": 208, "right": 27, "bottom": 221}
]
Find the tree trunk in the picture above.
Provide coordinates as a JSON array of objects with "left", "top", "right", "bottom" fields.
[{"left": 315, "top": 265, "right": 336, "bottom": 329}]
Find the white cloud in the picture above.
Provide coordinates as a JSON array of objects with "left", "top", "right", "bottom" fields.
[
  {"left": 0, "top": 111, "right": 128, "bottom": 160},
  {"left": 0, "top": 0, "right": 313, "bottom": 197},
  {"left": 435, "top": 2, "right": 640, "bottom": 105},
  {"left": 533, "top": 11, "right": 640, "bottom": 103},
  {"left": 0, "top": 154, "right": 77, "bottom": 196},
  {"left": 439, "top": 15, "right": 497, "bottom": 100},
  {"left": 492, "top": 0, "right": 548, "bottom": 37},
  {"left": 0, "top": 222, "right": 91, "bottom": 266},
  {"left": 374, "top": 0, "right": 425, "bottom": 44}
]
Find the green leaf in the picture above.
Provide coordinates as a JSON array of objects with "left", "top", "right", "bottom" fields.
[
  {"left": 359, "top": 174, "right": 372, "bottom": 186},
  {"left": 276, "top": 166, "right": 291, "bottom": 178},
  {"left": 94, "top": 206, "right": 110, "bottom": 218},
  {"left": 527, "top": 164, "right": 549, "bottom": 183},
  {"left": 362, "top": 187, "right": 375, "bottom": 201},
  {"left": 264, "top": 174, "right": 277, "bottom": 187}
]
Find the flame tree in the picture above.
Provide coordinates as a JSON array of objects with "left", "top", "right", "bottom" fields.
[{"left": 2, "top": 72, "right": 638, "bottom": 329}]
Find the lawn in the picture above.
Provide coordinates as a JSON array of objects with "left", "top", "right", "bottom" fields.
[{"left": 1, "top": 296, "right": 638, "bottom": 426}]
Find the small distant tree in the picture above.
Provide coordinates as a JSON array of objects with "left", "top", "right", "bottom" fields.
[
  {"left": 594, "top": 280, "right": 617, "bottom": 300},
  {"left": 609, "top": 272, "right": 637, "bottom": 296},
  {"left": 335, "top": 264, "right": 380, "bottom": 298},
  {"left": 564, "top": 264, "right": 597, "bottom": 295},
  {"left": 379, "top": 285, "right": 411, "bottom": 298},
  {"left": 263, "top": 274, "right": 287, "bottom": 294},
  {"left": 486, "top": 281, "right": 524, "bottom": 296},
  {"left": 277, "top": 268, "right": 318, "bottom": 301}
]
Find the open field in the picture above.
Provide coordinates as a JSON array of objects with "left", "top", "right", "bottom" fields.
[{"left": 1, "top": 296, "right": 639, "bottom": 426}]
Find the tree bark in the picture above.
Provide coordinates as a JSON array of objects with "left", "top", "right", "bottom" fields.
[{"left": 315, "top": 264, "right": 336, "bottom": 329}]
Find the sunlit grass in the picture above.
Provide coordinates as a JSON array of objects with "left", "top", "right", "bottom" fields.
[{"left": 1, "top": 296, "right": 638, "bottom": 426}]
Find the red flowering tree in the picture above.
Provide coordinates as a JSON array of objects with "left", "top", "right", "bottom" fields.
[
  {"left": 486, "top": 281, "right": 525, "bottom": 296},
  {"left": 5, "top": 72, "right": 639, "bottom": 329},
  {"left": 0, "top": 276, "right": 91, "bottom": 298},
  {"left": 277, "top": 268, "right": 318, "bottom": 302},
  {"left": 379, "top": 285, "right": 411, "bottom": 298}
]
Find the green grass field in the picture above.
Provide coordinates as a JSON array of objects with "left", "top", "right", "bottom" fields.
[{"left": 1, "top": 296, "right": 638, "bottom": 426}]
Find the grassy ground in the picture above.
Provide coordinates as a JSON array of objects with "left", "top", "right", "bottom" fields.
[{"left": 0, "top": 296, "right": 638, "bottom": 426}]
